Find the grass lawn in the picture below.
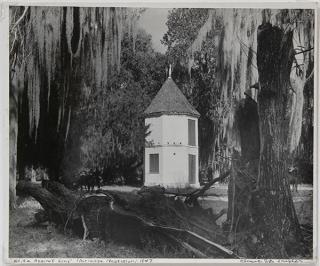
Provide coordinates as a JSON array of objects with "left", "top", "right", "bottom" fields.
[{"left": 9, "top": 198, "right": 156, "bottom": 258}]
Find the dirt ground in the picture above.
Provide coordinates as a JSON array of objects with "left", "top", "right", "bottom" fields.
[
  {"left": 199, "top": 183, "right": 313, "bottom": 226},
  {"left": 9, "top": 184, "right": 313, "bottom": 258},
  {"left": 9, "top": 199, "right": 154, "bottom": 258}
]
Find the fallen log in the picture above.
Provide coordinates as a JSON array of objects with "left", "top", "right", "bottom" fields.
[
  {"left": 178, "top": 240, "right": 208, "bottom": 258},
  {"left": 185, "top": 170, "right": 230, "bottom": 206},
  {"left": 16, "top": 181, "right": 74, "bottom": 225},
  {"left": 76, "top": 193, "right": 114, "bottom": 239},
  {"left": 16, "top": 180, "right": 238, "bottom": 258},
  {"left": 99, "top": 205, "right": 239, "bottom": 258},
  {"left": 16, "top": 180, "right": 113, "bottom": 237},
  {"left": 151, "top": 223, "right": 239, "bottom": 258}
]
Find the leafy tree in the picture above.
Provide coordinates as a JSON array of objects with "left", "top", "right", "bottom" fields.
[
  {"left": 69, "top": 28, "right": 167, "bottom": 185},
  {"left": 10, "top": 6, "right": 166, "bottom": 194},
  {"left": 162, "top": 9, "right": 225, "bottom": 178},
  {"left": 162, "top": 9, "right": 209, "bottom": 63}
]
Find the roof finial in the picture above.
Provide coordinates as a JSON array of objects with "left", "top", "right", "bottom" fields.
[{"left": 168, "top": 64, "right": 172, "bottom": 79}]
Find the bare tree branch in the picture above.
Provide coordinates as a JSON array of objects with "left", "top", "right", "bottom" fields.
[
  {"left": 10, "top": 30, "right": 17, "bottom": 55},
  {"left": 295, "top": 47, "right": 314, "bottom": 55}
]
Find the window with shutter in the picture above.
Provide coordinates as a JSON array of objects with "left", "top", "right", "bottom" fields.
[
  {"left": 188, "top": 119, "right": 196, "bottom": 146},
  {"left": 188, "top": 154, "right": 196, "bottom": 184},
  {"left": 149, "top": 154, "right": 159, "bottom": 173}
]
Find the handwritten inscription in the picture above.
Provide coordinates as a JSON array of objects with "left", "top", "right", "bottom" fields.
[
  {"left": 10, "top": 258, "right": 153, "bottom": 264},
  {"left": 240, "top": 259, "right": 305, "bottom": 263}
]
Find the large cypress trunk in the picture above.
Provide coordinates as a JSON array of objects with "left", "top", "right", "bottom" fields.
[
  {"left": 224, "top": 97, "right": 260, "bottom": 241},
  {"left": 253, "top": 22, "right": 302, "bottom": 258}
]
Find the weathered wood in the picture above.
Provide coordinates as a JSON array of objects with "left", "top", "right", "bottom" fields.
[
  {"left": 150, "top": 223, "right": 240, "bottom": 258},
  {"left": 16, "top": 180, "right": 238, "bottom": 258},
  {"left": 76, "top": 193, "right": 114, "bottom": 239},
  {"left": 16, "top": 181, "right": 111, "bottom": 234},
  {"left": 81, "top": 215, "right": 89, "bottom": 240},
  {"left": 101, "top": 205, "right": 239, "bottom": 258},
  {"left": 16, "top": 181, "right": 72, "bottom": 218}
]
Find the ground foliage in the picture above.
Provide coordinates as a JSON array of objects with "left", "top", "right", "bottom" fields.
[{"left": 9, "top": 198, "right": 169, "bottom": 258}]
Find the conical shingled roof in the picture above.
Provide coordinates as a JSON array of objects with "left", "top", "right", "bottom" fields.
[{"left": 144, "top": 78, "right": 200, "bottom": 118}]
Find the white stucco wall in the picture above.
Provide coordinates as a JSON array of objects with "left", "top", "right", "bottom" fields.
[
  {"left": 145, "top": 115, "right": 198, "bottom": 147},
  {"left": 162, "top": 115, "right": 198, "bottom": 146},
  {"left": 162, "top": 115, "right": 186, "bottom": 145},
  {"left": 162, "top": 146, "right": 199, "bottom": 188},
  {"left": 144, "top": 114, "right": 199, "bottom": 188},
  {"left": 162, "top": 146, "right": 187, "bottom": 186},
  {"left": 145, "top": 116, "right": 162, "bottom": 146}
]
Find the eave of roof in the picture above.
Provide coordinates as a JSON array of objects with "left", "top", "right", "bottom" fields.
[{"left": 144, "top": 111, "right": 200, "bottom": 119}]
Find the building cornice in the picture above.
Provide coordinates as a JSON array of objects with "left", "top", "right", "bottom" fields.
[{"left": 144, "top": 111, "right": 200, "bottom": 119}]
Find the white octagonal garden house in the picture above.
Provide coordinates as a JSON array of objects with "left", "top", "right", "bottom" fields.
[{"left": 144, "top": 73, "right": 200, "bottom": 188}]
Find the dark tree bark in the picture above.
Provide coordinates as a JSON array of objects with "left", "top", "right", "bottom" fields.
[
  {"left": 225, "top": 97, "right": 260, "bottom": 235},
  {"left": 16, "top": 181, "right": 79, "bottom": 224},
  {"left": 253, "top": 22, "right": 303, "bottom": 258}
]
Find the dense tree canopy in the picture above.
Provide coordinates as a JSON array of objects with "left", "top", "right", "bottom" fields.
[
  {"left": 10, "top": 7, "right": 167, "bottom": 186},
  {"left": 70, "top": 29, "right": 167, "bottom": 184},
  {"left": 10, "top": 7, "right": 314, "bottom": 191},
  {"left": 163, "top": 9, "right": 314, "bottom": 183}
]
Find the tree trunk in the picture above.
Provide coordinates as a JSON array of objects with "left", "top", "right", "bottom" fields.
[
  {"left": 9, "top": 86, "right": 18, "bottom": 210},
  {"left": 225, "top": 97, "right": 260, "bottom": 236},
  {"left": 254, "top": 22, "right": 302, "bottom": 258},
  {"left": 16, "top": 181, "right": 80, "bottom": 224}
]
